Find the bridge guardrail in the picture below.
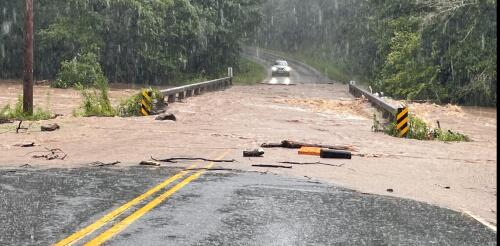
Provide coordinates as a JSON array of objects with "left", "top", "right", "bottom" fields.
[
  {"left": 161, "top": 77, "right": 232, "bottom": 103},
  {"left": 348, "top": 83, "right": 399, "bottom": 120}
]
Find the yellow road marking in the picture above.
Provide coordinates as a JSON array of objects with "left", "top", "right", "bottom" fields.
[
  {"left": 396, "top": 117, "right": 408, "bottom": 130},
  {"left": 397, "top": 107, "right": 408, "bottom": 120},
  {"left": 85, "top": 151, "right": 229, "bottom": 245},
  {"left": 54, "top": 164, "right": 196, "bottom": 246}
]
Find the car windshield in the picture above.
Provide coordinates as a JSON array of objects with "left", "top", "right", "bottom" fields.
[{"left": 275, "top": 61, "right": 288, "bottom": 66}]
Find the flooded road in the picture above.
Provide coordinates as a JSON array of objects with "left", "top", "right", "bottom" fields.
[{"left": 0, "top": 166, "right": 496, "bottom": 245}]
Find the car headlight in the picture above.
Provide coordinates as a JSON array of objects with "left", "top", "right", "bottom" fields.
[
  {"left": 272, "top": 67, "right": 277, "bottom": 71},
  {"left": 285, "top": 67, "right": 291, "bottom": 72}
]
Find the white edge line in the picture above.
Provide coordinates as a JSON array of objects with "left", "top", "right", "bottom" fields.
[{"left": 462, "top": 209, "right": 497, "bottom": 232}]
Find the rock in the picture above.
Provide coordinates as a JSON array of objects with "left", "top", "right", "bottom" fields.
[
  {"left": 155, "top": 113, "right": 176, "bottom": 121},
  {"left": 243, "top": 148, "right": 265, "bottom": 157},
  {"left": 41, "top": 123, "right": 60, "bottom": 131}
]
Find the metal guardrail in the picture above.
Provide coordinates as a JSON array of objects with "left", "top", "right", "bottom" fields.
[
  {"left": 349, "top": 83, "right": 399, "bottom": 120},
  {"left": 161, "top": 77, "right": 232, "bottom": 103}
]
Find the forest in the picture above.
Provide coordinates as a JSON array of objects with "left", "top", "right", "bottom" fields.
[
  {"left": 0, "top": 0, "right": 263, "bottom": 85},
  {"left": 0, "top": 0, "right": 497, "bottom": 106},
  {"left": 257, "top": 0, "right": 497, "bottom": 106}
]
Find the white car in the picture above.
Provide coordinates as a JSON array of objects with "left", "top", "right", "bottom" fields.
[{"left": 271, "top": 60, "right": 291, "bottom": 77}]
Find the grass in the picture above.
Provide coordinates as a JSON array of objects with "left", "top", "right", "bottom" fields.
[
  {"left": 232, "top": 57, "right": 267, "bottom": 85},
  {"left": 378, "top": 114, "right": 470, "bottom": 142},
  {"left": 73, "top": 79, "right": 116, "bottom": 117},
  {"left": 0, "top": 95, "right": 53, "bottom": 121}
]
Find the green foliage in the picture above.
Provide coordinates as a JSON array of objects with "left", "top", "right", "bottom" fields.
[
  {"left": 1, "top": 0, "right": 264, "bottom": 85},
  {"left": 232, "top": 58, "right": 266, "bottom": 85},
  {"left": 0, "top": 96, "right": 53, "bottom": 121},
  {"left": 382, "top": 114, "right": 470, "bottom": 142},
  {"left": 117, "top": 88, "right": 165, "bottom": 117},
  {"left": 53, "top": 52, "right": 107, "bottom": 88},
  {"left": 74, "top": 79, "right": 116, "bottom": 117},
  {"left": 257, "top": 0, "right": 497, "bottom": 106}
]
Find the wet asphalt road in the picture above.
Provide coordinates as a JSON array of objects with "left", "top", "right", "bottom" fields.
[{"left": 0, "top": 166, "right": 496, "bottom": 245}]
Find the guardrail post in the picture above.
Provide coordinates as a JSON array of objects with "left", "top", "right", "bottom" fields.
[
  {"left": 228, "top": 67, "right": 233, "bottom": 78},
  {"left": 167, "top": 94, "right": 176, "bottom": 103},
  {"left": 178, "top": 91, "right": 185, "bottom": 101},
  {"left": 186, "top": 89, "right": 193, "bottom": 97}
]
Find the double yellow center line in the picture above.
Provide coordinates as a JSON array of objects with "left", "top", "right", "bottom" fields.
[{"left": 55, "top": 151, "right": 227, "bottom": 246}]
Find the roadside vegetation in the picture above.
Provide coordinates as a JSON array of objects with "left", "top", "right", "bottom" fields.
[
  {"left": 0, "top": 0, "right": 263, "bottom": 85},
  {"left": 374, "top": 114, "right": 470, "bottom": 142},
  {"left": 0, "top": 96, "right": 53, "bottom": 121},
  {"left": 258, "top": 0, "right": 496, "bottom": 106},
  {"left": 232, "top": 58, "right": 267, "bottom": 85},
  {"left": 117, "top": 88, "right": 164, "bottom": 117}
]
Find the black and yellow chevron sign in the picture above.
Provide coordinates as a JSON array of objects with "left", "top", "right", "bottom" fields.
[
  {"left": 396, "top": 106, "right": 409, "bottom": 138},
  {"left": 140, "top": 89, "right": 152, "bottom": 116}
]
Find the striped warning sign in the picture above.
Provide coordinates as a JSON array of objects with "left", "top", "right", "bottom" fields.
[
  {"left": 396, "top": 106, "right": 409, "bottom": 138},
  {"left": 140, "top": 89, "right": 152, "bottom": 116}
]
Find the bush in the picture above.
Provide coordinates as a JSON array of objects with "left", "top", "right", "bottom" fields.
[
  {"left": 53, "top": 52, "right": 107, "bottom": 89},
  {"left": 74, "top": 79, "right": 116, "bottom": 117},
  {"left": 117, "top": 88, "right": 165, "bottom": 117},
  {"left": 381, "top": 114, "right": 470, "bottom": 142},
  {"left": 0, "top": 95, "right": 53, "bottom": 121}
]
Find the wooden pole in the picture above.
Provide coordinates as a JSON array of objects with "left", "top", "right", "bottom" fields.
[{"left": 23, "top": 0, "right": 34, "bottom": 114}]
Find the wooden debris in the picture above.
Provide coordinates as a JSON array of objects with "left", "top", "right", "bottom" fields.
[
  {"left": 90, "top": 161, "right": 121, "bottom": 167},
  {"left": 252, "top": 164, "right": 292, "bottom": 169},
  {"left": 151, "top": 156, "right": 236, "bottom": 163},
  {"left": 31, "top": 147, "right": 67, "bottom": 160},
  {"left": 261, "top": 140, "right": 356, "bottom": 151},
  {"left": 14, "top": 142, "right": 35, "bottom": 147},
  {"left": 16, "top": 121, "right": 28, "bottom": 133},
  {"left": 139, "top": 161, "right": 161, "bottom": 166},
  {"left": 279, "top": 161, "right": 345, "bottom": 167},
  {"left": 41, "top": 123, "right": 60, "bottom": 132}
]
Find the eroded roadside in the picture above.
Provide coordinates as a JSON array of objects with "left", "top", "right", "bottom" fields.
[{"left": 0, "top": 81, "right": 497, "bottom": 228}]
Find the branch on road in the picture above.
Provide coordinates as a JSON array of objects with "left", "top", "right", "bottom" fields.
[
  {"left": 151, "top": 156, "right": 236, "bottom": 163},
  {"left": 252, "top": 164, "right": 293, "bottom": 169},
  {"left": 90, "top": 161, "right": 121, "bottom": 167},
  {"left": 30, "top": 147, "right": 67, "bottom": 160},
  {"left": 279, "top": 161, "right": 345, "bottom": 167},
  {"left": 261, "top": 140, "right": 356, "bottom": 151}
]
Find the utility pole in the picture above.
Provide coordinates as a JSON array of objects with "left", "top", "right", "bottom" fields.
[{"left": 23, "top": 0, "right": 34, "bottom": 115}]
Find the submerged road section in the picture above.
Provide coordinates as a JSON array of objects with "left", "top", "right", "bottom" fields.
[{"left": 0, "top": 165, "right": 496, "bottom": 245}]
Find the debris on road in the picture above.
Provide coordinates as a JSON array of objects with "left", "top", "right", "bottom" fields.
[
  {"left": 0, "top": 119, "right": 14, "bottom": 124},
  {"left": 261, "top": 140, "right": 356, "bottom": 151},
  {"left": 90, "top": 161, "right": 121, "bottom": 167},
  {"left": 386, "top": 189, "right": 394, "bottom": 193},
  {"left": 139, "top": 160, "right": 161, "bottom": 166},
  {"left": 19, "top": 164, "right": 32, "bottom": 168},
  {"left": 16, "top": 121, "right": 28, "bottom": 133},
  {"left": 31, "top": 147, "right": 67, "bottom": 160},
  {"left": 41, "top": 123, "right": 60, "bottom": 132},
  {"left": 155, "top": 113, "right": 176, "bottom": 121},
  {"left": 320, "top": 149, "right": 352, "bottom": 159},
  {"left": 298, "top": 147, "right": 321, "bottom": 156},
  {"left": 151, "top": 156, "right": 236, "bottom": 163},
  {"left": 279, "top": 161, "right": 345, "bottom": 167},
  {"left": 14, "top": 142, "right": 35, "bottom": 147},
  {"left": 252, "top": 164, "right": 292, "bottom": 169},
  {"left": 243, "top": 148, "right": 265, "bottom": 157}
]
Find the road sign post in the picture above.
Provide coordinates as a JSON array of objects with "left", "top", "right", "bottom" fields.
[
  {"left": 396, "top": 107, "right": 409, "bottom": 138},
  {"left": 140, "top": 89, "right": 152, "bottom": 116}
]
